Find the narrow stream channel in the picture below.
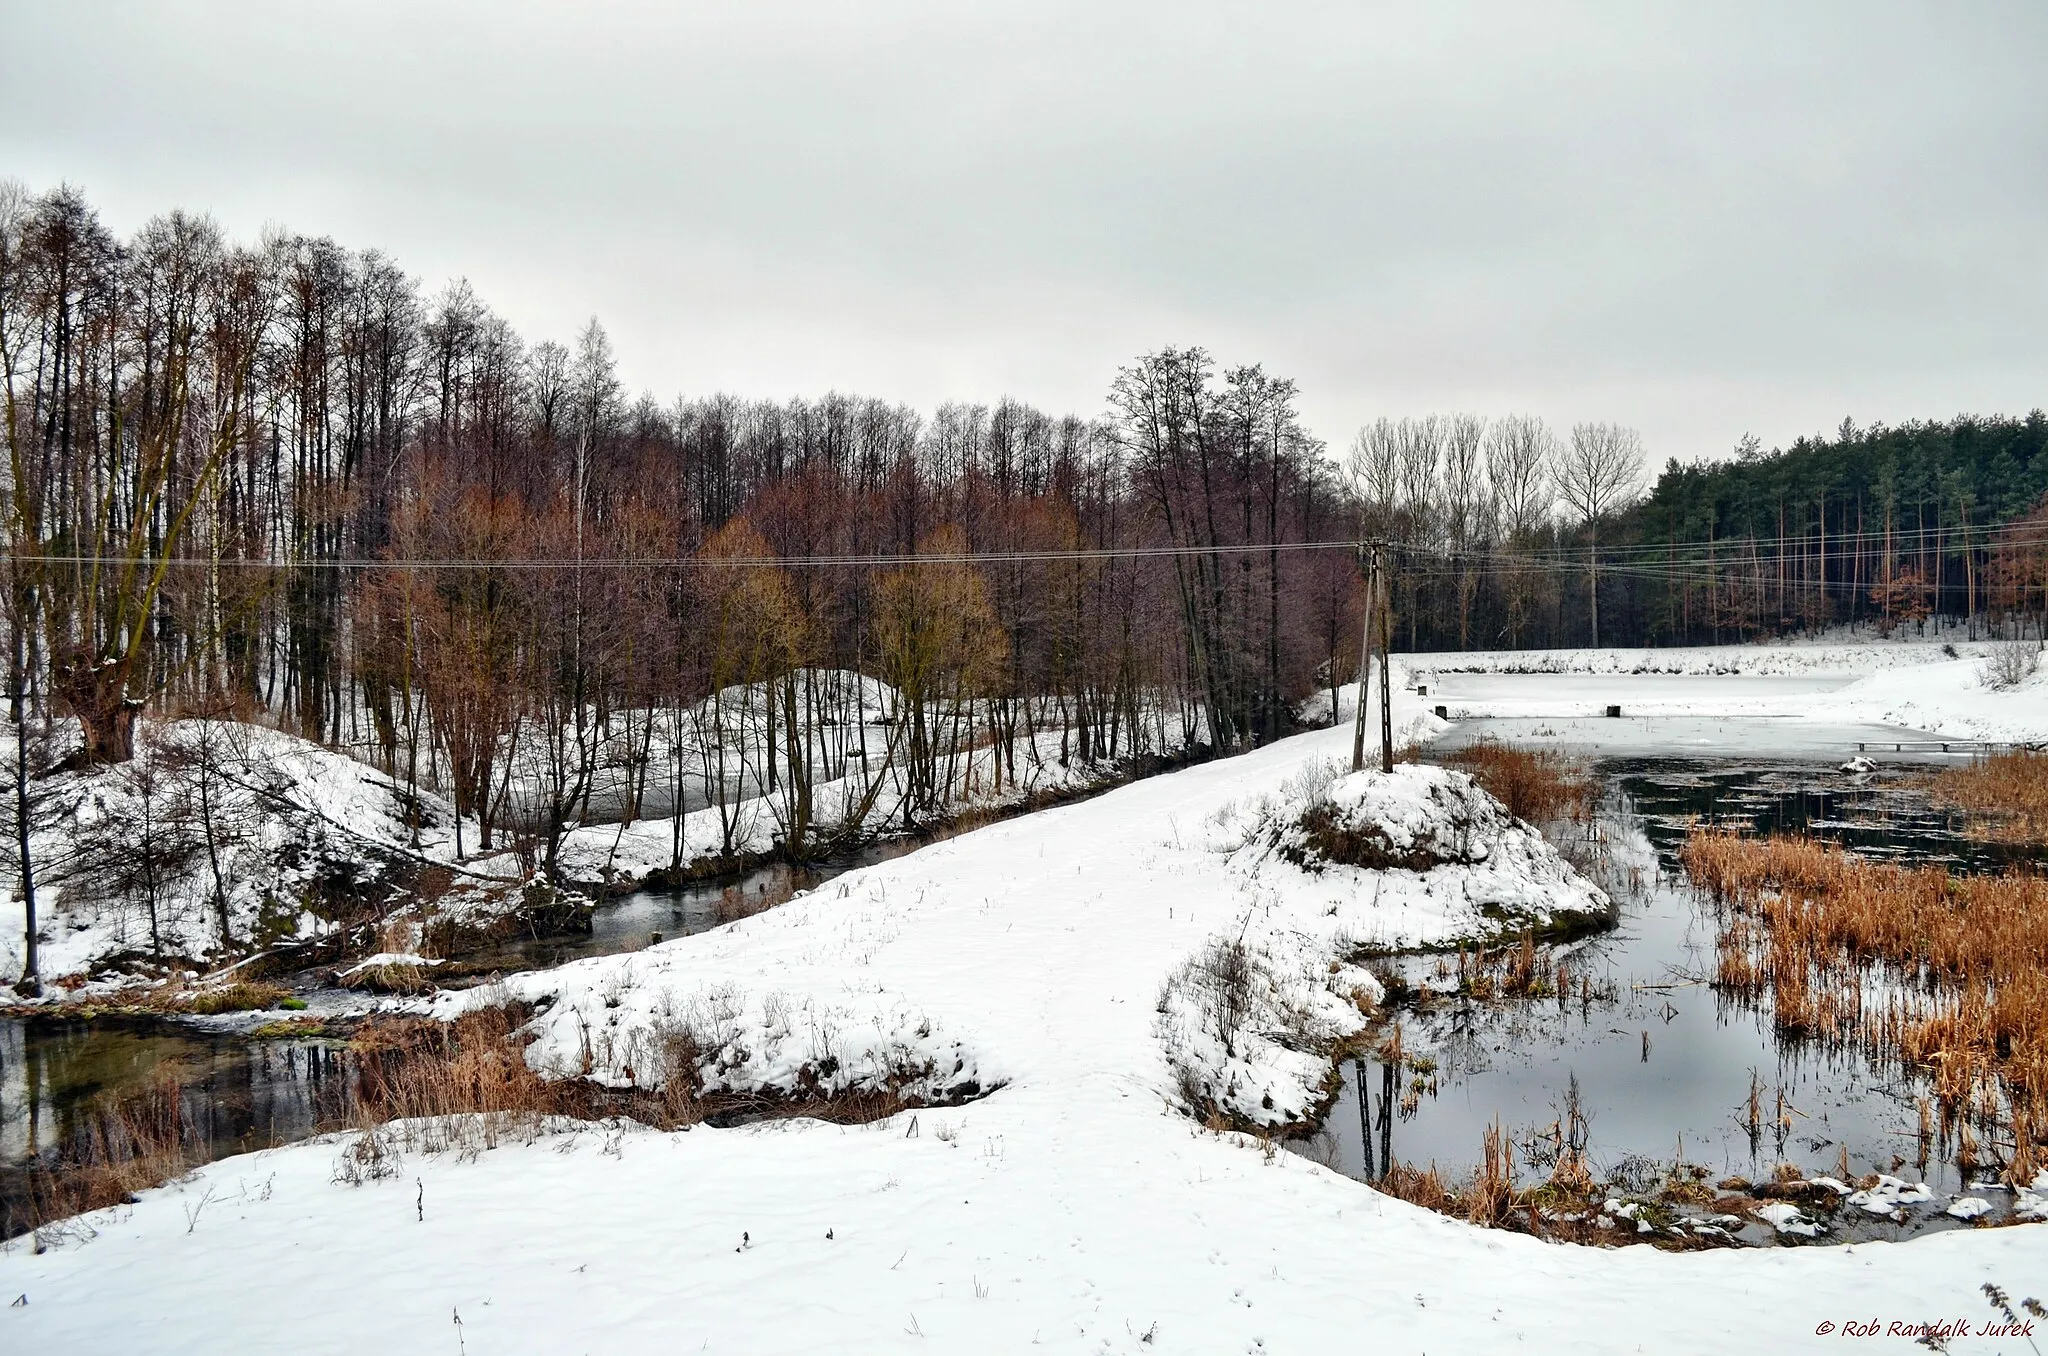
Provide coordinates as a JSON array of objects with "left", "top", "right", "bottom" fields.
[{"left": 1, "top": 839, "right": 918, "bottom": 1235}]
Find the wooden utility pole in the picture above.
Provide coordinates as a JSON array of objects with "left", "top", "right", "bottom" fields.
[
  {"left": 1350, "top": 542, "right": 1374, "bottom": 771},
  {"left": 1377, "top": 546, "right": 1394, "bottom": 773},
  {"left": 1350, "top": 540, "right": 1395, "bottom": 774}
]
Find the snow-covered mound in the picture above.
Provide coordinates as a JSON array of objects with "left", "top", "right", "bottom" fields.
[
  {"left": 1281, "top": 762, "right": 1537, "bottom": 871},
  {"left": 435, "top": 879, "right": 997, "bottom": 1111},
  {"left": 1152, "top": 762, "right": 1611, "bottom": 1132},
  {"left": 1831, "top": 655, "right": 2048, "bottom": 744},
  {"left": 1212, "top": 761, "right": 1612, "bottom": 949},
  {"left": 0, "top": 720, "right": 572, "bottom": 989}
]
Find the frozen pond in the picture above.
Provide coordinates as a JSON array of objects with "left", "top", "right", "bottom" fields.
[
  {"left": 1426, "top": 672, "right": 1860, "bottom": 707},
  {"left": 1293, "top": 757, "right": 2041, "bottom": 1244},
  {"left": 1433, "top": 715, "right": 1973, "bottom": 761},
  {"left": 1418, "top": 667, "right": 2000, "bottom": 762}
]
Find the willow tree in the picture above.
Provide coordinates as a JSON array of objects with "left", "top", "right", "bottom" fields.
[
  {"left": 873, "top": 525, "right": 1008, "bottom": 819},
  {"left": 692, "top": 517, "right": 804, "bottom": 854},
  {"left": 23, "top": 212, "right": 273, "bottom": 764}
]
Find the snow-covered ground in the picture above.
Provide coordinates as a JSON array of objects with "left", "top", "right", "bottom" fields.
[{"left": 6, "top": 677, "right": 2043, "bottom": 1354}]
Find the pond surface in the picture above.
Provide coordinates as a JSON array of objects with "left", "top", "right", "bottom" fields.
[{"left": 1292, "top": 756, "right": 2042, "bottom": 1244}]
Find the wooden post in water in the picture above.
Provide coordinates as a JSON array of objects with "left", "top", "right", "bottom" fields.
[
  {"left": 1378, "top": 1059, "right": 1396, "bottom": 1179},
  {"left": 1354, "top": 1056, "right": 1374, "bottom": 1179}
]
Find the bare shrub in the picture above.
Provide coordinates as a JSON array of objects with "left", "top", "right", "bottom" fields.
[{"left": 1979, "top": 637, "right": 2041, "bottom": 692}]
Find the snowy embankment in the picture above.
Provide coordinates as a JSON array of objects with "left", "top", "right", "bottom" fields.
[
  {"left": 553, "top": 723, "right": 1180, "bottom": 890},
  {"left": 0, "top": 721, "right": 561, "bottom": 992},
  {"left": 8, "top": 690, "right": 2042, "bottom": 1353}
]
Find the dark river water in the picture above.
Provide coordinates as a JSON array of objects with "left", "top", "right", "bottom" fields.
[{"left": 1, "top": 842, "right": 912, "bottom": 1235}]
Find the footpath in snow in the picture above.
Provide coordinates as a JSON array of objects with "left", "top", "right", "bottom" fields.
[{"left": 5, "top": 679, "right": 2043, "bottom": 1355}]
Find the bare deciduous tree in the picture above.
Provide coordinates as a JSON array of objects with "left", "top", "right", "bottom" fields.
[{"left": 1555, "top": 422, "right": 1646, "bottom": 647}]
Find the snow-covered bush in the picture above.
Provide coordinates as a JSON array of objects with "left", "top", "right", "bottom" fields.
[
  {"left": 1154, "top": 931, "right": 1375, "bottom": 1134},
  {"left": 1980, "top": 637, "right": 2042, "bottom": 691}
]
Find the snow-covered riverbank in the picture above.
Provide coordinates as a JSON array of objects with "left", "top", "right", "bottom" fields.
[{"left": 6, "top": 683, "right": 2042, "bottom": 1354}]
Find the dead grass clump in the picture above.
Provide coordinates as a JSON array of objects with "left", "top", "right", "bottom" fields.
[
  {"left": 1290, "top": 800, "right": 1451, "bottom": 873},
  {"left": 186, "top": 981, "right": 291, "bottom": 1014},
  {"left": 1376, "top": 1161, "right": 1457, "bottom": 1214},
  {"left": 340, "top": 960, "right": 435, "bottom": 995},
  {"left": 1933, "top": 749, "right": 2048, "bottom": 844},
  {"left": 1683, "top": 824, "right": 2048, "bottom": 1184},
  {"left": 1445, "top": 740, "right": 1596, "bottom": 827},
  {"left": 1466, "top": 932, "right": 1555, "bottom": 999},
  {"left": 4, "top": 1067, "right": 205, "bottom": 1242},
  {"left": 346, "top": 1006, "right": 561, "bottom": 1128},
  {"left": 714, "top": 868, "right": 798, "bottom": 925},
  {"left": 1467, "top": 1119, "right": 1519, "bottom": 1227}
]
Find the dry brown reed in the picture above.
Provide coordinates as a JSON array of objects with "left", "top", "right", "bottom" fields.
[
  {"left": 1375, "top": 1161, "right": 1457, "bottom": 1214},
  {"left": 714, "top": 868, "right": 799, "bottom": 924},
  {"left": 4, "top": 1067, "right": 205, "bottom": 1242},
  {"left": 1445, "top": 741, "right": 1598, "bottom": 826},
  {"left": 1683, "top": 825, "right": 2048, "bottom": 1184},
  {"left": 1468, "top": 1119, "right": 1519, "bottom": 1226},
  {"left": 1453, "top": 931, "right": 1563, "bottom": 1000},
  {"left": 1932, "top": 749, "right": 2048, "bottom": 844}
]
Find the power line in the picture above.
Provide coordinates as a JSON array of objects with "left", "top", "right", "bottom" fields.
[
  {"left": 0, "top": 540, "right": 1366, "bottom": 571},
  {"left": 0, "top": 519, "right": 2040, "bottom": 574}
]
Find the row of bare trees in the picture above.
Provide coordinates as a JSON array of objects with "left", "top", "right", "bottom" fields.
[
  {"left": 0, "top": 190, "right": 1371, "bottom": 820},
  {"left": 0, "top": 185, "right": 1677, "bottom": 882},
  {"left": 1347, "top": 414, "right": 1648, "bottom": 649}
]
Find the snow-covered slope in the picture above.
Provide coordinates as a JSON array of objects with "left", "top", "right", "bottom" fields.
[
  {"left": 0, "top": 720, "right": 559, "bottom": 989},
  {"left": 8, "top": 707, "right": 2040, "bottom": 1353}
]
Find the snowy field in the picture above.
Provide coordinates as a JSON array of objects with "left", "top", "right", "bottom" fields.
[{"left": 5, "top": 650, "right": 2045, "bottom": 1354}]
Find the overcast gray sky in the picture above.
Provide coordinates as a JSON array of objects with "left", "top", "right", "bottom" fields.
[{"left": 4, "top": 1, "right": 2044, "bottom": 464}]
